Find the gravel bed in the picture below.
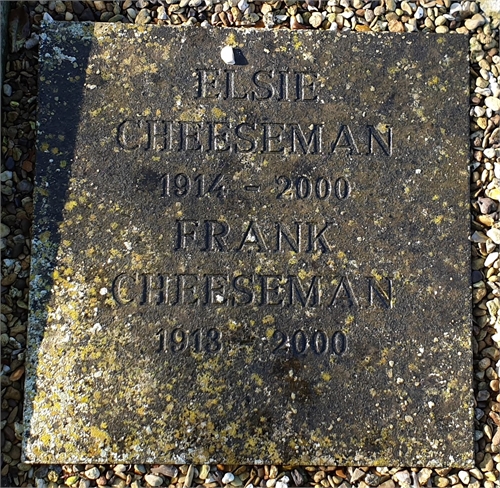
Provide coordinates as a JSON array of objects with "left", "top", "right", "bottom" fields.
[{"left": 1, "top": 0, "right": 500, "bottom": 487}]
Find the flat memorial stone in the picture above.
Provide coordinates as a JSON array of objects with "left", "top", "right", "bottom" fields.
[{"left": 24, "top": 23, "right": 473, "bottom": 466}]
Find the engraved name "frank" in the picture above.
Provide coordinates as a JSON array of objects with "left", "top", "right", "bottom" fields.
[
  {"left": 117, "top": 120, "right": 393, "bottom": 156},
  {"left": 113, "top": 272, "right": 394, "bottom": 309},
  {"left": 175, "top": 220, "right": 338, "bottom": 253}
]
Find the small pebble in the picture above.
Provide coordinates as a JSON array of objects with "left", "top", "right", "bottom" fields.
[
  {"left": 485, "top": 96, "right": 500, "bottom": 112},
  {"left": 84, "top": 468, "right": 101, "bottom": 480},
  {"left": 144, "top": 474, "right": 163, "bottom": 487},
  {"left": 222, "top": 473, "right": 235, "bottom": 484},
  {"left": 486, "top": 228, "right": 500, "bottom": 244},
  {"left": 465, "top": 13, "right": 486, "bottom": 30},
  {"left": 135, "top": 8, "right": 152, "bottom": 23}
]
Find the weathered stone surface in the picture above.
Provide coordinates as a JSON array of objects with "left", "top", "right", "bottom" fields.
[{"left": 24, "top": 23, "right": 472, "bottom": 466}]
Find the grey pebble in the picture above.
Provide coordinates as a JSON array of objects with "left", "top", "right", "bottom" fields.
[
  {"left": 472, "top": 270, "right": 483, "bottom": 283},
  {"left": 365, "top": 473, "right": 380, "bottom": 486},
  {"left": 157, "top": 6, "right": 168, "bottom": 19},
  {"left": 108, "top": 14, "right": 126, "bottom": 22},
  {"left": 17, "top": 180, "right": 33, "bottom": 194},
  {"left": 477, "top": 389, "right": 490, "bottom": 401},
  {"left": 478, "top": 196, "right": 497, "bottom": 214},
  {"left": 0, "top": 223, "right": 10, "bottom": 239},
  {"left": 135, "top": 8, "right": 152, "bottom": 23},
  {"left": 5, "top": 157, "right": 15, "bottom": 170},
  {"left": 72, "top": 0, "right": 85, "bottom": 14},
  {"left": 79, "top": 8, "right": 96, "bottom": 21}
]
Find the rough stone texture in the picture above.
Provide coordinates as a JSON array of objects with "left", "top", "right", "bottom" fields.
[{"left": 24, "top": 23, "right": 472, "bottom": 467}]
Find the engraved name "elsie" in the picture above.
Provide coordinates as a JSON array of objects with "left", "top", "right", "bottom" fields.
[
  {"left": 113, "top": 272, "right": 393, "bottom": 309},
  {"left": 195, "top": 69, "right": 320, "bottom": 102},
  {"left": 117, "top": 121, "right": 392, "bottom": 155}
]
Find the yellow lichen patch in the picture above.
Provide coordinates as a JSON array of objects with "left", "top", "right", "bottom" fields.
[
  {"left": 227, "top": 320, "right": 240, "bottom": 331},
  {"left": 321, "top": 372, "right": 331, "bottom": 381},
  {"left": 345, "top": 314, "right": 354, "bottom": 325},
  {"left": 178, "top": 107, "right": 206, "bottom": 121},
  {"left": 39, "top": 231, "right": 51, "bottom": 242},
  {"left": 89, "top": 425, "right": 111, "bottom": 445},
  {"left": 433, "top": 215, "right": 444, "bottom": 225},
  {"left": 262, "top": 315, "right": 275, "bottom": 325},
  {"left": 40, "top": 433, "right": 52, "bottom": 446},
  {"left": 428, "top": 76, "right": 439, "bottom": 86},
  {"left": 292, "top": 34, "right": 302, "bottom": 50},
  {"left": 211, "top": 107, "right": 226, "bottom": 119},
  {"left": 64, "top": 200, "right": 78, "bottom": 211},
  {"left": 251, "top": 373, "right": 263, "bottom": 386},
  {"left": 298, "top": 269, "right": 308, "bottom": 280},
  {"left": 90, "top": 108, "right": 102, "bottom": 117},
  {"left": 225, "top": 31, "right": 238, "bottom": 46}
]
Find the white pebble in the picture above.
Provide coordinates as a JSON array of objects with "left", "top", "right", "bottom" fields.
[
  {"left": 237, "top": 0, "right": 248, "bottom": 11},
  {"left": 458, "top": 471, "right": 470, "bottom": 485},
  {"left": 145, "top": 474, "right": 164, "bottom": 487},
  {"left": 99, "top": 287, "right": 108, "bottom": 295},
  {"left": 449, "top": 2, "right": 462, "bottom": 15},
  {"left": 157, "top": 6, "right": 168, "bottom": 19},
  {"left": 484, "top": 147, "right": 496, "bottom": 159},
  {"left": 485, "top": 96, "right": 500, "bottom": 112},
  {"left": 221, "top": 45, "right": 235, "bottom": 65},
  {"left": 485, "top": 252, "right": 499, "bottom": 267},
  {"left": 486, "top": 228, "right": 500, "bottom": 244},
  {"left": 222, "top": 473, "right": 235, "bottom": 484},
  {"left": 84, "top": 467, "right": 101, "bottom": 480},
  {"left": 474, "top": 106, "right": 486, "bottom": 117}
]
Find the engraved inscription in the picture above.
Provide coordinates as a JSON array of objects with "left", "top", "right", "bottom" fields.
[
  {"left": 160, "top": 173, "right": 226, "bottom": 199},
  {"left": 173, "top": 220, "right": 338, "bottom": 253},
  {"left": 195, "top": 69, "right": 319, "bottom": 102},
  {"left": 155, "top": 327, "right": 347, "bottom": 357},
  {"left": 275, "top": 175, "right": 350, "bottom": 200},
  {"left": 157, "top": 328, "right": 222, "bottom": 353},
  {"left": 271, "top": 330, "right": 347, "bottom": 356},
  {"left": 156, "top": 173, "right": 349, "bottom": 201},
  {"left": 117, "top": 120, "right": 393, "bottom": 156},
  {"left": 112, "top": 273, "right": 394, "bottom": 309}
]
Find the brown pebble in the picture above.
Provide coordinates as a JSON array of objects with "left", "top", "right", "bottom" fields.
[
  {"left": 9, "top": 366, "right": 25, "bottom": 382},
  {"left": 22, "top": 160, "right": 33, "bottom": 172},
  {"left": 4, "top": 386, "right": 21, "bottom": 401}
]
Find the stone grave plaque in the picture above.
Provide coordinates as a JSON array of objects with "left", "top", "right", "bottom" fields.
[{"left": 24, "top": 23, "right": 473, "bottom": 466}]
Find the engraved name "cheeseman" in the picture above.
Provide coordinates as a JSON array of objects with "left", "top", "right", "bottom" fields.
[
  {"left": 112, "top": 272, "right": 393, "bottom": 309},
  {"left": 117, "top": 121, "right": 393, "bottom": 155}
]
